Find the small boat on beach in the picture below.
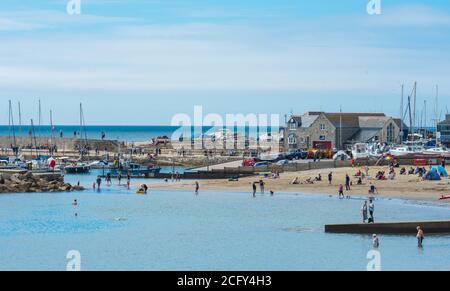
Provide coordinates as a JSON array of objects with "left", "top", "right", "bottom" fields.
[{"left": 351, "top": 143, "right": 369, "bottom": 159}]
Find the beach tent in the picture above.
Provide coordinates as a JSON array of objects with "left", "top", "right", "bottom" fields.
[
  {"left": 431, "top": 165, "right": 448, "bottom": 177},
  {"left": 333, "top": 151, "right": 350, "bottom": 161},
  {"left": 424, "top": 169, "right": 441, "bottom": 181}
]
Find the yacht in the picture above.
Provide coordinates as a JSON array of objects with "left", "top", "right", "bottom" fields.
[
  {"left": 422, "top": 147, "right": 449, "bottom": 155},
  {"left": 351, "top": 143, "right": 369, "bottom": 159},
  {"left": 389, "top": 146, "right": 415, "bottom": 156}
]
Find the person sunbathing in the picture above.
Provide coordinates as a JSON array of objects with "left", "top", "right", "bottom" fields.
[{"left": 305, "top": 177, "right": 314, "bottom": 184}]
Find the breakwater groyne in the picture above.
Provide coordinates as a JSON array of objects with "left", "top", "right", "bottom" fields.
[
  {"left": 0, "top": 170, "right": 84, "bottom": 193},
  {"left": 325, "top": 220, "right": 450, "bottom": 234}
]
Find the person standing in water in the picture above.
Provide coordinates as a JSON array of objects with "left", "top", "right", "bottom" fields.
[
  {"left": 362, "top": 201, "right": 368, "bottom": 223},
  {"left": 106, "top": 173, "right": 112, "bottom": 186},
  {"left": 372, "top": 234, "right": 380, "bottom": 248},
  {"left": 126, "top": 174, "right": 131, "bottom": 190},
  {"left": 259, "top": 180, "right": 265, "bottom": 194},
  {"left": 252, "top": 183, "right": 257, "bottom": 197},
  {"left": 338, "top": 184, "right": 344, "bottom": 199},
  {"left": 118, "top": 173, "right": 122, "bottom": 185},
  {"left": 416, "top": 226, "right": 424, "bottom": 248},
  {"left": 195, "top": 181, "right": 199, "bottom": 194},
  {"left": 368, "top": 199, "right": 375, "bottom": 222},
  {"left": 96, "top": 176, "right": 102, "bottom": 191}
]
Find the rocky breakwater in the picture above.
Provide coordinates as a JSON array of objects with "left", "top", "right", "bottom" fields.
[{"left": 0, "top": 171, "right": 85, "bottom": 193}]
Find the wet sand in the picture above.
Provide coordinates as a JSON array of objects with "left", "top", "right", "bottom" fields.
[{"left": 146, "top": 165, "right": 450, "bottom": 202}]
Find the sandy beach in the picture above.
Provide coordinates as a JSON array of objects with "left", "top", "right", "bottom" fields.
[{"left": 147, "top": 165, "right": 450, "bottom": 202}]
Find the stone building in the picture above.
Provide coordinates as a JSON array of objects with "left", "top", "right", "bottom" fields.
[
  {"left": 285, "top": 112, "right": 402, "bottom": 151},
  {"left": 437, "top": 114, "right": 450, "bottom": 147}
]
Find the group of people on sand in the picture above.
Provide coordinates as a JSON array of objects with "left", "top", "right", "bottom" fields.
[{"left": 290, "top": 174, "right": 322, "bottom": 185}]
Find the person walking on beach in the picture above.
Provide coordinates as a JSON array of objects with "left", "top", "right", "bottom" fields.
[
  {"left": 362, "top": 201, "right": 368, "bottom": 223},
  {"left": 259, "top": 180, "right": 265, "bottom": 194},
  {"left": 328, "top": 172, "right": 333, "bottom": 185},
  {"left": 345, "top": 174, "right": 351, "bottom": 191},
  {"left": 195, "top": 181, "right": 199, "bottom": 194},
  {"left": 368, "top": 199, "right": 375, "bottom": 222},
  {"left": 252, "top": 183, "right": 257, "bottom": 197},
  {"left": 372, "top": 234, "right": 380, "bottom": 248},
  {"left": 416, "top": 226, "right": 424, "bottom": 248},
  {"left": 338, "top": 184, "right": 344, "bottom": 199}
]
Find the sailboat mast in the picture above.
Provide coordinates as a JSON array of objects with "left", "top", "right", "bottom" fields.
[
  {"left": 8, "top": 100, "right": 17, "bottom": 150},
  {"left": 30, "top": 119, "right": 39, "bottom": 158},
  {"left": 435, "top": 84, "right": 439, "bottom": 146},
  {"left": 18, "top": 101, "right": 22, "bottom": 136},
  {"left": 50, "top": 110, "right": 54, "bottom": 147},
  {"left": 400, "top": 84, "right": 404, "bottom": 144},
  {"left": 413, "top": 82, "right": 417, "bottom": 136}
]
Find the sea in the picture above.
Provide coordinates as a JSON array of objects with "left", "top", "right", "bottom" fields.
[
  {"left": 0, "top": 125, "right": 273, "bottom": 142},
  {"left": 0, "top": 169, "right": 449, "bottom": 271},
  {"left": 0, "top": 125, "right": 183, "bottom": 142}
]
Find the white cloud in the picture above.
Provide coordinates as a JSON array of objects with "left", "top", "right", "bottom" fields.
[{"left": 0, "top": 9, "right": 135, "bottom": 31}]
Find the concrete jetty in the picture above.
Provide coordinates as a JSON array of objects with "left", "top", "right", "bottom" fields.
[{"left": 325, "top": 220, "right": 450, "bottom": 234}]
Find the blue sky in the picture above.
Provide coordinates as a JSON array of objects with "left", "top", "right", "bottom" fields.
[{"left": 1, "top": 0, "right": 450, "bottom": 125}]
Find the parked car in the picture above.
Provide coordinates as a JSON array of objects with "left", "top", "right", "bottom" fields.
[
  {"left": 286, "top": 150, "right": 307, "bottom": 160},
  {"left": 254, "top": 161, "right": 272, "bottom": 167},
  {"left": 275, "top": 159, "right": 290, "bottom": 166},
  {"left": 242, "top": 158, "right": 256, "bottom": 167}
]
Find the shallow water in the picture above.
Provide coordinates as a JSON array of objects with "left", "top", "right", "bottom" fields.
[{"left": 0, "top": 175, "right": 449, "bottom": 270}]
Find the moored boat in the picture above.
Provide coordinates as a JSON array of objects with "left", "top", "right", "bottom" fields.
[
  {"left": 64, "top": 163, "right": 91, "bottom": 174},
  {"left": 107, "top": 162, "right": 161, "bottom": 178}
]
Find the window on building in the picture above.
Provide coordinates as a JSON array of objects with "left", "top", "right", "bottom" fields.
[
  {"left": 319, "top": 135, "right": 326, "bottom": 140},
  {"left": 288, "top": 134, "right": 297, "bottom": 145},
  {"left": 289, "top": 122, "right": 297, "bottom": 130},
  {"left": 387, "top": 123, "right": 395, "bottom": 143},
  {"left": 320, "top": 124, "right": 326, "bottom": 131}
]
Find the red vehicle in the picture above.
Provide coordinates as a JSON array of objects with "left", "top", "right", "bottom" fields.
[{"left": 242, "top": 158, "right": 256, "bottom": 167}]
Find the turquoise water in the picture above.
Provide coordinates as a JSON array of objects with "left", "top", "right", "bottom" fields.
[{"left": 0, "top": 172, "right": 449, "bottom": 270}]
